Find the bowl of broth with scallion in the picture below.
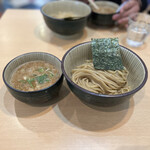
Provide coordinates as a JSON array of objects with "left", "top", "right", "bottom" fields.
[{"left": 3, "top": 52, "right": 63, "bottom": 105}]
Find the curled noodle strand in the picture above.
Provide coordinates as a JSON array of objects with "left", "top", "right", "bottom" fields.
[{"left": 72, "top": 60, "right": 130, "bottom": 95}]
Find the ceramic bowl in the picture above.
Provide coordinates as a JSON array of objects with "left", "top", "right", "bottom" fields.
[
  {"left": 90, "top": 1, "right": 119, "bottom": 26},
  {"left": 61, "top": 42, "right": 148, "bottom": 107},
  {"left": 3, "top": 52, "right": 63, "bottom": 105},
  {"left": 41, "top": 0, "right": 91, "bottom": 35}
]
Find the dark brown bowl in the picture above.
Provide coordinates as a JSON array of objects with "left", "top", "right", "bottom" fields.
[
  {"left": 90, "top": 1, "right": 119, "bottom": 26},
  {"left": 61, "top": 42, "right": 148, "bottom": 107},
  {"left": 3, "top": 52, "right": 63, "bottom": 106},
  {"left": 41, "top": 0, "right": 91, "bottom": 35}
]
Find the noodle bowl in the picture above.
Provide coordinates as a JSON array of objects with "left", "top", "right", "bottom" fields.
[{"left": 62, "top": 42, "right": 147, "bottom": 106}]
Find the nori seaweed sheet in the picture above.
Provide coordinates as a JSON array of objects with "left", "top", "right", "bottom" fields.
[{"left": 91, "top": 38, "right": 124, "bottom": 70}]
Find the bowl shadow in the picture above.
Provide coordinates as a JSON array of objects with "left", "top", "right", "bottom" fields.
[
  {"left": 34, "top": 23, "right": 88, "bottom": 50},
  {"left": 54, "top": 91, "right": 134, "bottom": 132},
  {"left": 0, "top": 81, "right": 70, "bottom": 134},
  {"left": 14, "top": 83, "right": 70, "bottom": 117},
  {"left": 1, "top": 81, "right": 70, "bottom": 118}
]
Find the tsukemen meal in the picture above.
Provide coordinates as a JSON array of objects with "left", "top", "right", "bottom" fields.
[
  {"left": 10, "top": 61, "right": 60, "bottom": 91},
  {"left": 72, "top": 38, "right": 130, "bottom": 95}
]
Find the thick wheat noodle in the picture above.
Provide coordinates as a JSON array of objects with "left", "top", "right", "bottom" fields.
[
  {"left": 72, "top": 61, "right": 130, "bottom": 95},
  {"left": 73, "top": 70, "right": 123, "bottom": 90}
]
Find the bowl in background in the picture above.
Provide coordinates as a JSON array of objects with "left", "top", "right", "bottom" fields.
[
  {"left": 61, "top": 42, "right": 148, "bottom": 107},
  {"left": 90, "top": 1, "right": 119, "bottom": 26},
  {"left": 3, "top": 52, "right": 63, "bottom": 105},
  {"left": 41, "top": 0, "right": 91, "bottom": 35}
]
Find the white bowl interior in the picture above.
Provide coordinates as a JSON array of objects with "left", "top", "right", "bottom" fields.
[
  {"left": 42, "top": 1, "right": 91, "bottom": 18},
  {"left": 63, "top": 42, "right": 146, "bottom": 91}
]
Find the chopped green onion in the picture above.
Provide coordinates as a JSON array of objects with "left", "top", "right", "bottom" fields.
[
  {"left": 49, "top": 73, "right": 54, "bottom": 77},
  {"left": 38, "top": 67, "right": 45, "bottom": 72},
  {"left": 27, "top": 78, "right": 35, "bottom": 88},
  {"left": 35, "top": 74, "right": 49, "bottom": 84},
  {"left": 18, "top": 80, "right": 27, "bottom": 83}
]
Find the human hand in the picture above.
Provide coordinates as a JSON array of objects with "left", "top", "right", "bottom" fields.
[{"left": 112, "top": 0, "right": 140, "bottom": 28}]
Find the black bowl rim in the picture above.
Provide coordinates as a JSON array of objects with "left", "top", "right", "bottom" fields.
[
  {"left": 2, "top": 52, "right": 63, "bottom": 94},
  {"left": 61, "top": 41, "right": 148, "bottom": 98},
  {"left": 40, "top": 0, "right": 92, "bottom": 22},
  {"left": 91, "top": 1, "right": 119, "bottom": 16},
  {"left": 91, "top": 11, "right": 118, "bottom": 16}
]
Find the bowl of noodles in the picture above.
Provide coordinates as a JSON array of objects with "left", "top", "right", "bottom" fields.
[
  {"left": 41, "top": 0, "right": 91, "bottom": 35},
  {"left": 61, "top": 41, "right": 148, "bottom": 106},
  {"left": 90, "top": 1, "right": 119, "bottom": 26}
]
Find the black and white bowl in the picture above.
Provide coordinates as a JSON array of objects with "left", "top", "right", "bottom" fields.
[
  {"left": 3, "top": 52, "right": 63, "bottom": 105},
  {"left": 62, "top": 42, "right": 148, "bottom": 107}
]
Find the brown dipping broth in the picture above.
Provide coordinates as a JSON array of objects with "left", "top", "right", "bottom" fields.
[{"left": 10, "top": 61, "right": 60, "bottom": 91}]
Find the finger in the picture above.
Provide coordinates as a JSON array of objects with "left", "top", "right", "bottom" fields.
[
  {"left": 120, "top": 1, "right": 140, "bottom": 15},
  {"left": 121, "top": 1, "right": 133, "bottom": 12},
  {"left": 121, "top": 6, "right": 139, "bottom": 18},
  {"left": 125, "top": 23, "right": 128, "bottom": 29},
  {"left": 118, "top": 17, "right": 128, "bottom": 25},
  {"left": 112, "top": 14, "right": 120, "bottom": 20}
]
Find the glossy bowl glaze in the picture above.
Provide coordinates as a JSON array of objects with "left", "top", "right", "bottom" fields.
[
  {"left": 90, "top": 1, "right": 119, "bottom": 26},
  {"left": 61, "top": 42, "right": 148, "bottom": 107},
  {"left": 41, "top": 0, "right": 91, "bottom": 35},
  {"left": 3, "top": 52, "right": 63, "bottom": 105}
]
